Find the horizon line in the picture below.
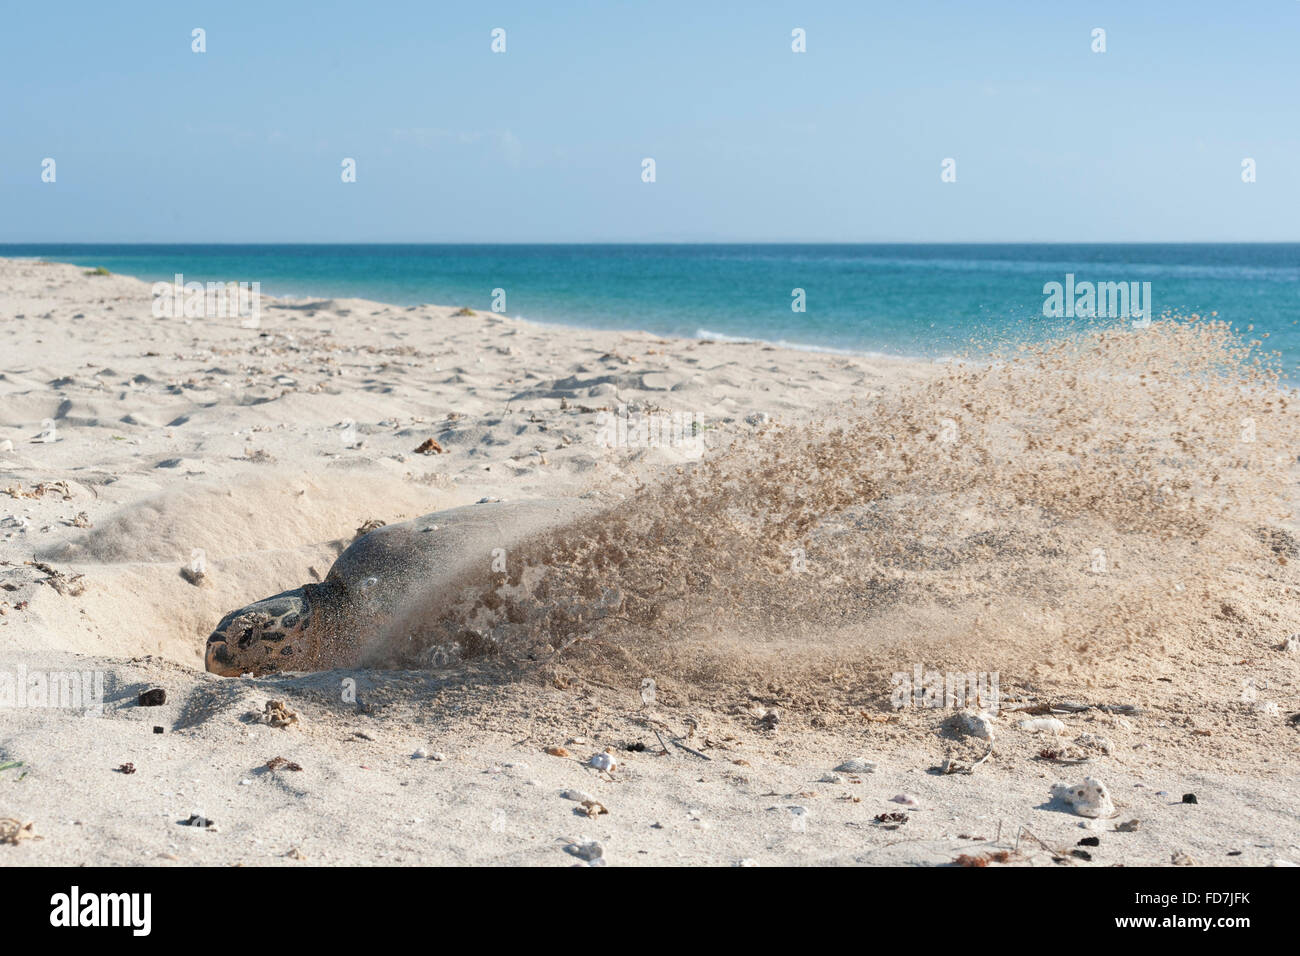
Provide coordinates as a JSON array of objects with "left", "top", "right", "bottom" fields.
[{"left": 4, "top": 240, "right": 1300, "bottom": 247}]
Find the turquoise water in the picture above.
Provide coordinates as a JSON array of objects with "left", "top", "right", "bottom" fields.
[{"left": 4, "top": 244, "right": 1298, "bottom": 374}]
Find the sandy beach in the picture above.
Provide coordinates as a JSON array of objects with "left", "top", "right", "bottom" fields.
[{"left": 1, "top": 257, "right": 1297, "bottom": 867}]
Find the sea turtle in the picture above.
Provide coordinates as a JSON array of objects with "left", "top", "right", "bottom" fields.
[{"left": 204, "top": 498, "right": 593, "bottom": 676}]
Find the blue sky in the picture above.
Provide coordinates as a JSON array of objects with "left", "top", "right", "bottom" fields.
[{"left": 2, "top": 0, "right": 1297, "bottom": 242}]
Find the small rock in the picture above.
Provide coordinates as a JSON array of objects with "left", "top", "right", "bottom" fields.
[
  {"left": 264, "top": 700, "right": 298, "bottom": 728},
  {"left": 116, "top": 763, "right": 135, "bottom": 774},
  {"left": 1171, "top": 850, "right": 1197, "bottom": 866},
  {"left": 1019, "top": 717, "right": 1065, "bottom": 735},
  {"left": 945, "top": 709, "right": 996, "bottom": 741},
  {"left": 412, "top": 748, "right": 428, "bottom": 759},
  {"left": 889, "top": 793, "right": 919, "bottom": 807},
  {"left": 138, "top": 688, "right": 166, "bottom": 707},
  {"left": 577, "top": 800, "right": 608, "bottom": 818},
  {"left": 1182, "top": 793, "right": 1198, "bottom": 804},
  {"left": 1280, "top": 634, "right": 1298, "bottom": 653},
  {"left": 565, "top": 840, "right": 604, "bottom": 862},
  {"left": 589, "top": 752, "right": 617, "bottom": 772},
  {"left": 545, "top": 746, "right": 570, "bottom": 757},
  {"left": 817, "top": 773, "right": 844, "bottom": 784},
  {"left": 1075, "top": 732, "right": 1114, "bottom": 755},
  {"left": 560, "top": 789, "right": 593, "bottom": 802},
  {"left": 1050, "top": 777, "right": 1116, "bottom": 818},
  {"left": 834, "top": 758, "right": 877, "bottom": 774},
  {"left": 1115, "top": 819, "right": 1141, "bottom": 832},
  {"left": 1078, "top": 836, "right": 1100, "bottom": 847},
  {"left": 429, "top": 752, "right": 446, "bottom": 761}
]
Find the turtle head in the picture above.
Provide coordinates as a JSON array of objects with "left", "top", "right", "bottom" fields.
[{"left": 204, "top": 588, "right": 316, "bottom": 677}]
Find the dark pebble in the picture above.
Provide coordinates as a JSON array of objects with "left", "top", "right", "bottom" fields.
[
  {"left": 139, "top": 688, "right": 166, "bottom": 707},
  {"left": 1078, "top": 836, "right": 1100, "bottom": 847},
  {"left": 1071, "top": 849, "right": 1093, "bottom": 861},
  {"left": 1182, "top": 793, "right": 1198, "bottom": 804},
  {"left": 152, "top": 726, "right": 164, "bottom": 734}
]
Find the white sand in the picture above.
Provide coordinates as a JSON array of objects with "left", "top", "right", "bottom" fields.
[{"left": 0, "top": 258, "right": 1296, "bottom": 866}]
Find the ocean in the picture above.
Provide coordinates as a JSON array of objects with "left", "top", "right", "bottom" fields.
[{"left": 3, "top": 243, "right": 1297, "bottom": 375}]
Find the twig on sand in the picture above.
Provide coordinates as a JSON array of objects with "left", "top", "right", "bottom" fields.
[
  {"left": 1016, "top": 825, "right": 1072, "bottom": 863},
  {"left": 671, "top": 738, "right": 711, "bottom": 761},
  {"left": 637, "top": 714, "right": 710, "bottom": 759}
]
